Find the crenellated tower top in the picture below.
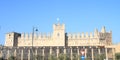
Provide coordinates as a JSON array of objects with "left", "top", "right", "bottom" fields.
[{"left": 53, "top": 18, "right": 65, "bottom": 30}]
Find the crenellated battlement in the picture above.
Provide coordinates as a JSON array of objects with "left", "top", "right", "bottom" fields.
[
  {"left": 67, "top": 31, "right": 99, "bottom": 39},
  {"left": 67, "top": 26, "right": 112, "bottom": 40},
  {"left": 19, "top": 32, "right": 52, "bottom": 40},
  {"left": 53, "top": 23, "right": 65, "bottom": 30}
]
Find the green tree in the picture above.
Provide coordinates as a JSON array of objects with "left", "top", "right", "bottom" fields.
[
  {"left": 94, "top": 54, "right": 101, "bottom": 60},
  {"left": 100, "top": 54, "right": 106, "bottom": 60},
  {"left": 94, "top": 54, "right": 105, "bottom": 60},
  {"left": 34, "top": 55, "right": 44, "bottom": 60},
  {"left": 8, "top": 56, "right": 16, "bottom": 60},
  {"left": 58, "top": 54, "right": 64, "bottom": 60},
  {"left": 115, "top": 53, "right": 120, "bottom": 60},
  {"left": 48, "top": 54, "right": 57, "bottom": 60},
  {"left": 64, "top": 54, "right": 70, "bottom": 60},
  {"left": 73, "top": 54, "right": 79, "bottom": 60},
  {"left": 58, "top": 54, "right": 71, "bottom": 60}
]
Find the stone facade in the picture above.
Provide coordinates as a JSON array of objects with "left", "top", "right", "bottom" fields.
[
  {"left": 2, "top": 23, "right": 115, "bottom": 60},
  {"left": 5, "top": 23, "right": 112, "bottom": 47}
]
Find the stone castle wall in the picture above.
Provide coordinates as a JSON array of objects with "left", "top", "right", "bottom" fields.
[
  {"left": 18, "top": 33, "right": 53, "bottom": 46},
  {"left": 67, "top": 31, "right": 112, "bottom": 46},
  {"left": 4, "top": 23, "right": 112, "bottom": 47},
  {"left": 67, "top": 33, "right": 99, "bottom": 46},
  {"left": 5, "top": 31, "right": 112, "bottom": 47}
]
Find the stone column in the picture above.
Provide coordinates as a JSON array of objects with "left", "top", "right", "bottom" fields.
[
  {"left": 0, "top": 50, "right": 3, "bottom": 58},
  {"left": 64, "top": 47, "right": 66, "bottom": 54},
  {"left": 35, "top": 48, "right": 38, "bottom": 60},
  {"left": 105, "top": 48, "right": 108, "bottom": 60},
  {"left": 57, "top": 47, "right": 59, "bottom": 58},
  {"left": 112, "top": 48, "right": 115, "bottom": 60},
  {"left": 21, "top": 49, "right": 23, "bottom": 60},
  {"left": 71, "top": 47, "right": 73, "bottom": 60},
  {"left": 85, "top": 48, "right": 87, "bottom": 58},
  {"left": 98, "top": 48, "right": 100, "bottom": 54},
  {"left": 42, "top": 47, "right": 45, "bottom": 60},
  {"left": 50, "top": 47, "right": 52, "bottom": 55},
  {"left": 7, "top": 49, "right": 10, "bottom": 60},
  {"left": 77, "top": 47, "right": 79, "bottom": 60},
  {"left": 64, "top": 47, "right": 66, "bottom": 60},
  {"left": 92, "top": 48, "right": 94, "bottom": 60},
  {"left": 14, "top": 49, "right": 16, "bottom": 57},
  {"left": 28, "top": 49, "right": 30, "bottom": 60}
]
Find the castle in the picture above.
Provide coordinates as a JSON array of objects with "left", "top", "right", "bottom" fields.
[
  {"left": 5, "top": 23, "right": 112, "bottom": 47},
  {"left": 0, "top": 23, "right": 115, "bottom": 60}
]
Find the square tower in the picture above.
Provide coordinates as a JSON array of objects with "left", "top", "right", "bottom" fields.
[
  {"left": 5, "top": 32, "right": 21, "bottom": 47},
  {"left": 53, "top": 23, "right": 65, "bottom": 46}
]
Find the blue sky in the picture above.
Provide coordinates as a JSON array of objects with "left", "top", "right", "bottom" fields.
[{"left": 0, "top": 0, "right": 120, "bottom": 45}]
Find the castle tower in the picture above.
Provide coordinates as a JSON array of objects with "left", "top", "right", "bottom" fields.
[
  {"left": 53, "top": 22, "right": 65, "bottom": 46},
  {"left": 5, "top": 32, "right": 21, "bottom": 47}
]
